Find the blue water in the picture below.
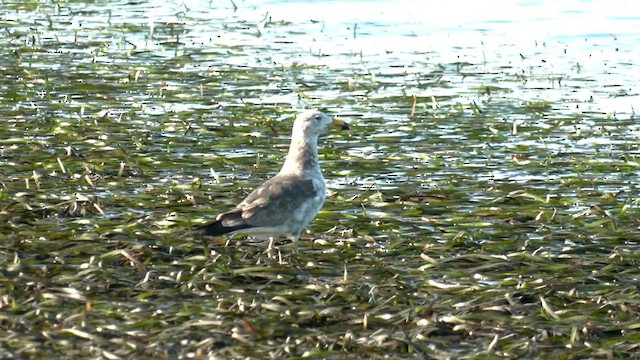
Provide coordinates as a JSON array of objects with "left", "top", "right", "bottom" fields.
[
  {"left": 18, "top": 0, "right": 638, "bottom": 115},
  {"left": 156, "top": 0, "right": 639, "bottom": 114}
]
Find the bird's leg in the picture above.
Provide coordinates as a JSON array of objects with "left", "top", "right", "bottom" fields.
[
  {"left": 292, "top": 237, "right": 299, "bottom": 255},
  {"left": 267, "top": 237, "right": 276, "bottom": 259},
  {"left": 277, "top": 248, "right": 284, "bottom": 265}
]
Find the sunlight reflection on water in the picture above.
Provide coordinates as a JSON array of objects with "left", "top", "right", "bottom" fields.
[{"left": 147, "top": 0, "right": 640, "bottom": 114}]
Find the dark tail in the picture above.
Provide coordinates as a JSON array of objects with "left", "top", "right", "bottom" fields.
[{"left": 195, "top": 220, "right": 253, "bottom": 237}]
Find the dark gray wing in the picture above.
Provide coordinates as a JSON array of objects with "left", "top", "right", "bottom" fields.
[{"left": 218, "top": 174, "right": 318, "bottom": 228}]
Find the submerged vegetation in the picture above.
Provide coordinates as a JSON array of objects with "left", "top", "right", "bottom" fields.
[{"left": 1, "top": 0, "right": 639, "bottom": 359}]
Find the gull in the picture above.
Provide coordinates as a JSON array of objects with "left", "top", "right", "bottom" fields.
[{"left": 196, "top": 110, "right": 349, "bottom": 253}]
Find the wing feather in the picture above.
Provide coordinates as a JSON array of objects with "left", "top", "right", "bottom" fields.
[{"left": 234, "top": 174, "right": 317, "bottom": 227}]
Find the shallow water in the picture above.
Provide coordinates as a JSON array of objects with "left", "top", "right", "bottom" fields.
[{"left": 2, "top": 0, "right": 640, "bottom": 358}]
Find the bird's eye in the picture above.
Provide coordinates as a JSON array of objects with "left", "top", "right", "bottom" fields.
[{"left": 314, "top": 115, "right": 322, "bottom": 121}]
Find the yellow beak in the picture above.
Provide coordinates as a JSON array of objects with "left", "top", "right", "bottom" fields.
[{"left": 331, "top": 118, "right": 350, "bottom": 133}]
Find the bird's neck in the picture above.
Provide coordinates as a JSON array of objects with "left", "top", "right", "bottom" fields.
[{"left": 280, "top": 135, "right": 320, "bottom": 174}]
